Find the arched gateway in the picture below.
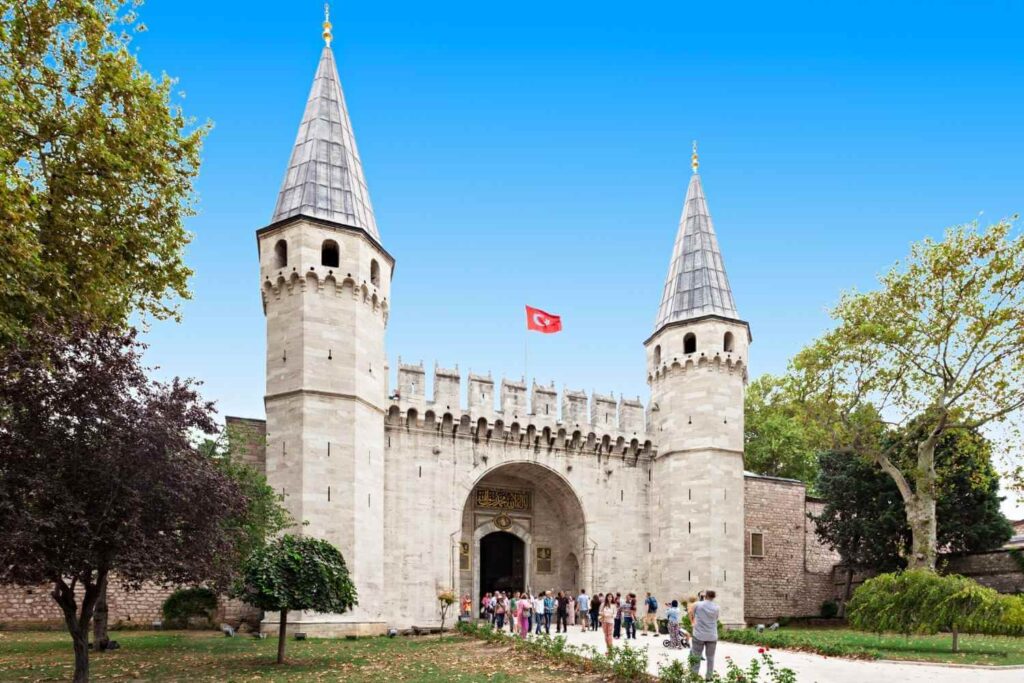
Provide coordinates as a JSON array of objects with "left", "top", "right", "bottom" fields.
[{"left": 460, "top": 463, "right": 587, "bottom": 613}]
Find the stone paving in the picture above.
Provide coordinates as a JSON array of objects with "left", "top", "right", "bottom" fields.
[{"left": 552, "top": 627, "right": 1023, "bottom": 683}]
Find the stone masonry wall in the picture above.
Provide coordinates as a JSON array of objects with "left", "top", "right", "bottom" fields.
[
  {"left": 0, "top": 581, "right": 260, "bottom": 629},
  {"left": 744, "top": 475, "right": 840, "bottom": 623},
  {"left": 944, "top": 550, "right": 1024, "bottom": 593},
  {"left": 225, "top": 416, "right": 268, "bottom": 475},
  {"left": 0, "top": 582, "right": 174, "bottom": 628},
  {"left": 832, "top": 550, "right": 1024, "bottom": 597}
]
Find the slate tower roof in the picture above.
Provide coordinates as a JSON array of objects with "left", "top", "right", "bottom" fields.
[
  {"left": 271, "top": 26, "right": 379, "bottom": 239},
  {"left": 653, "top": 148, "right": 738, "bottom": 330}
]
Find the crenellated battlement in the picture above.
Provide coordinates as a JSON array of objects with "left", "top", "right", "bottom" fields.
[
  {"left": 648, "top": 349, "right": 747, "bottom": 384},
  {"left": 386, "top": 364, "right": 655, "bottom": 457},
  {"left": 260, "top": 266, "right": 389, "bottom": 324}
]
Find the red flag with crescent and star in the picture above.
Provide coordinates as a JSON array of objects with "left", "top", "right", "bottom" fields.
[{"left": 525, "top": 305, "right": 562, "bottom": 334}]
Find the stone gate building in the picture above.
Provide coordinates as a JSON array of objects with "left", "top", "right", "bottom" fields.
[
  {"left": 6, "top": 16, "right": 1024, "bottom": 636},
  {"left": 248, "top": 17, "right": 749, "bottom": 636}
]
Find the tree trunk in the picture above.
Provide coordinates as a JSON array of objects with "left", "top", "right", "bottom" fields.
[
  {"left": 93, "top": 584, "right": 109, "bottom": 652},
  {"left": 876, "top": 422, "right": 942, "bottom": 571},
  {"left": 71, "top": 626, "right": 91, "bottom": 683},
  {"left": 839, "top": 566, "right": 854, "bottom": 617},
  {"left": 905, "top": 495, "right": 938, "bottom": 570},
  {"left": 52, "top": 574, "right": 104, "bottom": 683},
  {"left": 951, "top": 627, "right": 959, "bottom": 653},
  {"left": 277, "top": 609, "right": 288, "bottom": 664}
]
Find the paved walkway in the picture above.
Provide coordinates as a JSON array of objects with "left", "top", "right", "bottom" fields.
[{"left": 545, "top": 627, "right": 1022, "bottom": 682}]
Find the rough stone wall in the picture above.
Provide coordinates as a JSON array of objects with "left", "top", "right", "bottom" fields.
[
  {"left": 743, "top": 475, "right": 840, "bottom": 623},
  {"left": 943, "top": 551, "right": 1024, "bottom": 593},
  {"left": 0, "top": 583, "right": 172, "bottom": 627},
  {"left": 0, "top": 582, "right": 259, "bottom": 629},
  {"left": 225, "top": 416, "right": 268, "bottom": 475},
  {"left": 831, "top": 550, "right": 1024, "bottom": 597}
]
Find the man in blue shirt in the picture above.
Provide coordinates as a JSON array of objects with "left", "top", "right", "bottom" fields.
[{"left": 576, "top": 589, "right": 590, "bottom": 631}]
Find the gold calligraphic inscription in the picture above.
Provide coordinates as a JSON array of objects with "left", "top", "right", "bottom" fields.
[
  {"left": 536, "top": 546, "right": 552, "bottom": 573},
  {"left": 474, "top": 487, "right": 531, "bottom": 511},
  {"left": 494, "top": 513, "right": 512, "bottom": 530},
  {"left": 459, "top": 542, "right": 470, "bottom": 571}
]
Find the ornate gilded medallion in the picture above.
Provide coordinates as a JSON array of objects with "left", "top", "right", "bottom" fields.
[{"left": 494, "top": 512, "right": 512, "bottom": 530}]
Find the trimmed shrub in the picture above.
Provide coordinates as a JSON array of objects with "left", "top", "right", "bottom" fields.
[
  {"left": 820, "top": 600, "right": 839, "bottom": 619},
  {"left": 848, "top": 569, "right": 1024, "bottom": 651},
  {"left": 162, "top": 587, "right": 218, "bottom": 628}
]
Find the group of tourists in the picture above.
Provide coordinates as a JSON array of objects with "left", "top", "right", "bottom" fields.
[
  {"left": 476, "top": 590, "right": 580, "bottom": 637},
  {"left": 467, "top": 588, "right": 721, "bottom": 680}
]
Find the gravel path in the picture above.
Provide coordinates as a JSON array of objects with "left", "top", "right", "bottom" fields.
[{"left": 551, "top": 627, "right": 1023, "bottom": 682}]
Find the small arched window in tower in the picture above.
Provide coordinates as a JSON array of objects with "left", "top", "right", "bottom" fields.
[
  {"left": 273, "top": 239, "right": 288, "bottom": 269},
  {"left": 321, "top": 240, "right": 339, "bottom": 268},
  {"left": 684, "top": 332, "right": 697, "bottom": 354},
  {"left": 653, "top": 345, "right": 662, "bottom": 368},
  {"left": 723, "top": 331, "right": 735, "bottom": 353},
  {"left": 370, "top": 259, "right": 380, "bottom": 287}
]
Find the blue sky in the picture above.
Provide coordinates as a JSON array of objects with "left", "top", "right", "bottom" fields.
[{"left": 133, "top": 1, "right": 1022, "bottom": 505}]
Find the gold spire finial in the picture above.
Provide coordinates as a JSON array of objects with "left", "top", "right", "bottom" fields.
[
  {"left": 691, "top": 140, "right": 699, "bottom": 174},
  {"left": 323, "top": 3, "right": 333, "bottom": 46}
]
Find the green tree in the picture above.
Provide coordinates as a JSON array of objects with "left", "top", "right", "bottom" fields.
[
  {"left": 791, "top": 219, "right": 1024, "bottom": 569},
  {"left": 813, "top": 449, "right": 908, "bottom": 578},
  {"left": 200, "top": 426, "right": 293, "bottom": 562},
  {"left": 232, "top": 535, "right": 357, "bottom": 664},
  {"left": 813, "top": 425, "right": 1012, "bottom": 604},
  {"left": 847, "top": 569, "right": 1024, "bottom": 651},
  {"left": 0, "top": 0, "right": 207, "bottom": 344},
  {"left": 898, "top": 422, "right": 1013, "bottom": 556},
  {"left": 744, "top": 374, "right": 825, "bottom": 483}
]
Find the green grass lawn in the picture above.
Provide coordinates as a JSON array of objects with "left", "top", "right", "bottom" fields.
[
  {"left": 724, "top": 626, "right": 1024, "bottom": 666},
  {"left": 0, "top": 630, "right": 612, "bottom": 682}
]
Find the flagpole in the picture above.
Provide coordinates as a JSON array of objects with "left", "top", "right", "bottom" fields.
[{"left": 524, "top": 328, "right": 529, "bottom": 388}]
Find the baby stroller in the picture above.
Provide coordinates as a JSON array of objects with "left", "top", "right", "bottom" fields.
[{"left": 662, "top": 624, "right": 691, "bottom": 649}]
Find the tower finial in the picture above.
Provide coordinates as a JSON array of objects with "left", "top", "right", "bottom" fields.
[
  {"left": 691, "top": 140, "right": 699, "bottom": 174},
  {"left": 323, "top": 3, "right": 333, "bottom": 46}
]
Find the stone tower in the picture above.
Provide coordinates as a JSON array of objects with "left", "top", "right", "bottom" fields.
[
  {"left": 257, "top": 15, "right": 392, "bottom": 636},
  {"left": 645, "top": 147, "right": 749, "bottom": 626}
]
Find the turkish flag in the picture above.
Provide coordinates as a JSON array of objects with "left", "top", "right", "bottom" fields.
[{"left": 526, "top": 306, "right": 562, "bottom": 334}]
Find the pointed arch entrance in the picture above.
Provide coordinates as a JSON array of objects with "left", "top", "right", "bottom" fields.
[{"left": 461, "top": 462, "right": 587, "bottom": 611}]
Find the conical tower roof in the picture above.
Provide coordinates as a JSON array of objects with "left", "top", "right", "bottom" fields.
[
  {"left": 271, "top": 41, "right": 379, "bottom": 239},
  {"left": 654, "top": 165, "right": 738, "bottom": 331}
]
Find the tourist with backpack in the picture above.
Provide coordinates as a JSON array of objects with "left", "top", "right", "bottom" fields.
[{"left": 642, "top": 592, "right": 658, "bottom": 635}]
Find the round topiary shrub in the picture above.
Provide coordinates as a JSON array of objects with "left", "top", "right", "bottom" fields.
[
  {"left": 820, "top": 599, "right": 839, "bottom": 618},
  {"left": 162, "top": 587, "right": 218, "bottom": 629}
]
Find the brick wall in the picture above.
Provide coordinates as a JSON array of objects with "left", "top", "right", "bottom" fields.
[
  {"left": 0, "top": 581, "right": 175, "bottom": 628},
  {"left": 743, "top": 475, "right": 840, "bottom": 623},
  {"left": 833, "top": 550, "right": 1024, "bottom": 597},
  {"left": 225, "top": 416, "right": 267, "bottom": 475},
  {"left": 0, "top": 581, "right": 260, "bottom": 630}
]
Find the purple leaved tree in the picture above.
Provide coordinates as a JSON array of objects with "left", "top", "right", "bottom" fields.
[{"left": 0, "top": 322, "right": 249, "bottom": 683}]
